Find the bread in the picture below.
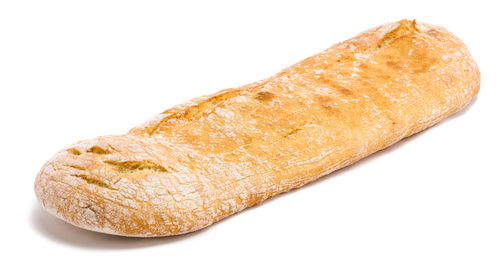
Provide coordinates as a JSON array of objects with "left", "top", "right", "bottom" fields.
[{"left": 34, "top": 19, "right": 480, "bottom": 237}]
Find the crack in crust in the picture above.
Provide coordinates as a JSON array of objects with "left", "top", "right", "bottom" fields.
[
  {"left": 71, "top": 174, "right": 116, "bottom": 190},
  {"left": 87, "top": 146, "right": 113, "bottom": 154},
  {"left": 149, "top": 90, "right": 244, "bottom": 135},
  {"left": 67, "top": 164, "right": 85, "bottom": 170},
  {"left": 66, "top": 148, "right": 82, "bottom": 155},
  {"left": 378, "top": 19, "right": 417, "bottom": 48},
  {"left": 104, "top": 160, "right": 174, "bottom": 173}
]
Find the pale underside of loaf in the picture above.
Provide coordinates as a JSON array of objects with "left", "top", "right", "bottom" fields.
[{"left": 35, "top": 19, "right": 480, "bottom": 237}]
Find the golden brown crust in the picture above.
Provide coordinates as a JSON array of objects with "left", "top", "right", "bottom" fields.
[{"left": 34, "top": 19, "right": 480, "bottom": 237}]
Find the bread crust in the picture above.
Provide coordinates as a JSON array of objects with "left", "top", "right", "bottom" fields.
[{"left": 35, "top": 19, "right": 480, "bottom": 237}]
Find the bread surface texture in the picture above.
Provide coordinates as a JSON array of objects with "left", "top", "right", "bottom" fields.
[{"left": 35, "top": 20, "right": 480, "bottom": 237}]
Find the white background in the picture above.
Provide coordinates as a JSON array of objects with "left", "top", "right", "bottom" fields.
[{"left": 1, "top": 0, "right": 499, "bottom": 265}]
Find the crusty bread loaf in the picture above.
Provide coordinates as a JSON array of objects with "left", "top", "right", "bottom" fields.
[{"left": 35, "top": 19, "right": 480, "bottom": 237}]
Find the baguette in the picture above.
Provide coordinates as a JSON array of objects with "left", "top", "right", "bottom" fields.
[{"left": 35, "top": 19, "right": 480, "bottom": 237}]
